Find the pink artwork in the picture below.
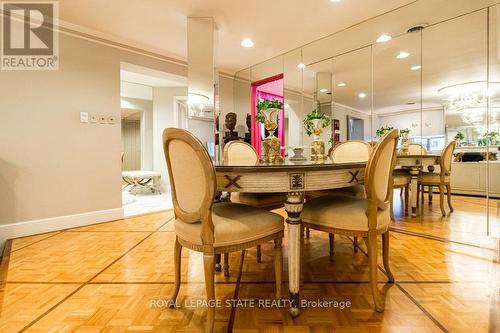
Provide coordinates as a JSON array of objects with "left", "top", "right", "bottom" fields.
[{"left": 250, "top": 74, "right": 285, "bottom": 157}]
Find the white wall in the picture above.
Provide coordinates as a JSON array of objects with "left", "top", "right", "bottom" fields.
[{"left": 0, "top": 32, "right": 186, "bottom": 246}]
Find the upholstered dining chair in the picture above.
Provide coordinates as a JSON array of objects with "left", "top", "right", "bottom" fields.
[
  {"left": 163, "top": 128, "right": 284, "bottom": 332},
  {"left": 222, "top": 140, "right": 286, "bottom": 273},
  {"left": 300, "top": 129, "right": 399, "bottom": 312},
  {"left": 418, "top": 141, "right": 456, "bottom": 216},
  {"left": 407, "top": 143, "right": 428, "bottom": 155}
]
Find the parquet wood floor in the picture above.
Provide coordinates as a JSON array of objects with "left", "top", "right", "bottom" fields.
[{"left": 0, "top": 194, "right": 498, "bottom": 332}]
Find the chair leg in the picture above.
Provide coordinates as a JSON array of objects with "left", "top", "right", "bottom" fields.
[
  {"left": 404, "top": 185, "right": 409, "bottom": 215},
  {"left": 446, "top": 184, "right": 454, "bottom": 212},
  {"left": 400, "top": 187, "right": 404, "bottom": 197},
  {"left": 223, "top": 253, "right": 229, "bottom": 277},
  {"left": 367, "top": 232, "right": 384, "bottom": 312},
  {"left": 353, "top": 237, "right": 358, "bottom": 253},
  {"left": 439, "top": 184, "right": 446, "bottom": 216},
  {"left": 328, "top": 233, "right": 335, "bottom": 261},
  {"left": 428, "top": 185, "right": 433, "bottom": 205},
  {"left": 305, "top": 227, "right": 310, "bottom": 238},
  {"left": 214, "top": 254, "right": 221, "bottom": 272},
  {"left": 382, "top": 232, "right": 394, "bottom": 283},
  {"left": 256, "top": 245, "right": 262, "bottom": 263},
  {"left": 300, "top": 226, "right": 305, "bottom": 286},
  {"left": 168, "top": 237, "right": 182, "bottom": 307},
  {"left": 203, "top": 253, "right": 215, "bottom": 333},
  {"left": 274, "top": 238, "right": 283, "bottom": 299}
]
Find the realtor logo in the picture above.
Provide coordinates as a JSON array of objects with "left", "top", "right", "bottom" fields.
[{"left": 1, "top": 1, "right": 59, "bottom": 70}]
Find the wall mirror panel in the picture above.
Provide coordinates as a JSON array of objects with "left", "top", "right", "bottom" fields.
[{"left": 229, "top": 1, "right": 500, "bottom": 249}]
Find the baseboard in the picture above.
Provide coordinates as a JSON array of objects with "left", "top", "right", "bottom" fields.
[{"left": 0, "top": 207, "right": 124, "bottom": 249}]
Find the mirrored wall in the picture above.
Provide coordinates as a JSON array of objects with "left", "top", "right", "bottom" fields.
[{"left": 220, "top": 0, "right": 500, "bottom": 248}]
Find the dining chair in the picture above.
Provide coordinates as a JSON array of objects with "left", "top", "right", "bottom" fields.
[
  {"left": 418, "top": 141, "right": 456, "bottom": 216},
  {"left": 300, "top": 129, "right": 399, "bottom": 312},
  {"left": 163, "top": 128, "right": 284, "bottom": 332},
  {"left": 407, "top": 143, "right": 428, "bottom": 155},
  {"left": 223, "top": 140, "right": 286, "bottom": 272}
]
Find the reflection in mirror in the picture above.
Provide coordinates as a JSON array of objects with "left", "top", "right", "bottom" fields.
[
  {"left": 283, "top": 49, "right": 304, "bottom": 153},
  {"left": 489, "top": 4, "right": 500, "bottom": 241},
  {"left": 331, "top": 46, "right": 372, "bottom": 143},
  {"left": 421, "top": 9, "right": 491, "bottom": 246},
  {"left": 186, "top": 17, "right": 216, "bottom": 159}
]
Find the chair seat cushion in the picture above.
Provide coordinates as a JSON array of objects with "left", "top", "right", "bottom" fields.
[
  {"left": 301, "top": 195, "right": 390, "bottom": 233},
  {"left": 393, "top": 174, "right": 410, "bottom": 187},
  {"left": 230, "top": 192, "right": 286, "bottom": 208},
  {"left": 420, "top": 172, "right": 449, "bottom": 184},
  {"left": 306, "top": 185, "right": 366, "bottom": 200},
  {"left": 175, "top": 202, "right": 284, "bottom": 247}
]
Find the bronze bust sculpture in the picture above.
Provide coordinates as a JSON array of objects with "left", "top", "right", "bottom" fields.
[{"left": 225, "top": 112, "right": 237, "bottom": 132}]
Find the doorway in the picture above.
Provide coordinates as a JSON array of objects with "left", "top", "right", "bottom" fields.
[{"left": 347, "top": 115, "right": 364, "bottom": 140}]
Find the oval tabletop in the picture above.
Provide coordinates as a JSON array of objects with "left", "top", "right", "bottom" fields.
[{"left": 214, "top": 159, "right": 367, "bottom": 193}]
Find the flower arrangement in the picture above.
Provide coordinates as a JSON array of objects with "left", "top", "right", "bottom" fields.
[
  {"left": 454, "top": 132, "right": 465, "bottom": 142},
  {"left": 376, "top": 126, "right": 394, "bottom": 137},
  {"left": 400, "top": 128, "right": 410, "bottom": 135},
  {"left": 255, "top": 99, "right": 283, "bottom": 124},
  {"left": 303, "top": 109, "right": 331, "bottom": 136}
]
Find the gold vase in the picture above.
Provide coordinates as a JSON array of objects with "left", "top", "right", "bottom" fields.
[
  {"left": 260, "top": 108, "right": 283, "bottom": 163},
  {"left": 400, "top": 132, "right": 410, "bottom": 155},
  {"left": 310, "top": 119, "right": 325, "bottom": 160}
]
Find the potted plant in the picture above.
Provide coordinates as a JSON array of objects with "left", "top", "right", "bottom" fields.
[
  {"left": 454, "top": 132, "right": 465, "bottom": 146},
  {"left": 485, "top": 131, "right": 499, "bottom": 145},
  {"left": 376, "top": 126, "right": 394, "bottom": 138},
  {"left": 256, "top": 99, "right": 284, "bottom": 163},
  {"left": 399, "top": 128, "right": 410, "bottom": 155},
  {"left": 303, "top": 109, "right": 331, "bottom": 160}
]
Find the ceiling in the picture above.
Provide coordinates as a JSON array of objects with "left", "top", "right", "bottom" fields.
[
  {"left": 58, "top": 0, "right": 416, "bottom": 73},
  {"left": 120, "top": 62, "right": 187, "bottom": 87}
]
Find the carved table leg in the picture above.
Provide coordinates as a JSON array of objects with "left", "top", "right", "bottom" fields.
[
  {"left": 409, "top": 167, "right": 420, "bottom": 217},
  {"left": 285, "top": 191, "right": 304, "bottom": 318}
]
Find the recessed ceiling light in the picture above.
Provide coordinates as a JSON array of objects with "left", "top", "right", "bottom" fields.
[
  {"left": 330, "top": 0, "right": 342, "bottom": 2},
  {"left": 376, "top": 34, "right": 392, "bottom": 43},
  {"left": 241, "top": 38, "right": 254, "bottom": 48},
  {"left": 410, "top": 65, "right": 422, "bottom": 70},
  {"left": 337, "top": 82, "right": 346, "bottom": 87},
  {"left": 359, "top": 93, "right": 367, "bottom": 99},
  {"left": 319, "top": 88, "right": 328, "bottom": 93},
  {"left": 396, "top": 51, "right": 410, "bottom": 59},
  {"left": 297, "top": 63, "right": 306, "bottom": 69}
]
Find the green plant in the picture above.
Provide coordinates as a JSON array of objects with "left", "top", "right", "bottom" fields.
[
  {"left": 454, "top": 132, "right": 465, "bottom": 142},
  {"left": 376, "top": 126, "right": 394, "bottom": 137},
  {"left": 255, "top": 99, "right": 284, "bottom": 123},
  {"left": 400, "top": 128, "right": 410, "bottom": 135},
  {"left": 303, "top": 109, "right": 331, "bottom": 136}
]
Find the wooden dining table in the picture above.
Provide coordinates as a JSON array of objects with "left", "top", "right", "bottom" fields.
[
  {"left": 215, "top": 159, "right": 366, "bottom": 317},
  {"left": 396, "top": 154, "right": 441, "bottom": 217}
]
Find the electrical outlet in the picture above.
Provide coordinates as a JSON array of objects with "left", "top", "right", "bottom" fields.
[
  {"left": 90, "top": 114, "right": 98, "bottom": 123},
  {"left": 99, "top": 115, "right": 106, "bottom": 124},
  {"left": 107, "top": 115, "right": 117, "bottom": 124},
  {"left": 80, "top": 112, "right": 89, "bottom": 123}
]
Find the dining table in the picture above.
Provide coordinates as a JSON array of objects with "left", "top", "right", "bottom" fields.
[
  {"left": 396, "top": 154, "right": 441, "bottom": 217},
  {"left": 215, "top": 158, "right": 366, "bottom": 317}
]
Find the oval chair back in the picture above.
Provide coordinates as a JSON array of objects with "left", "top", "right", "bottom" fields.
[
  {"left": 364, "top": 129, "right": 399, "bottom": 228},
  {"left": 407, "top": 144, "right": 428, "bottom": 155},
  {"left": 223, "top": 141, "right": 258, "bottom": 166},
  {"left": 163, "top": 128, "right": 216, "bottom": 245},
  {"left": 330, "top": 140, "right": 373, "bottom": 163},
  {"left": 440, "top": 141, "right": 456, "bottom": 178}
]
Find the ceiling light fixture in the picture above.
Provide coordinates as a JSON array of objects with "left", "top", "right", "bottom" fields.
[
  {"left": 358, "top": 93, "right": 367, "bottom": 99},
  {"left": 396, "top": 51, "right": 410, "bottom": 59},
  {"left": 297, "top": 63, "right": 306, "bottom": 69},
  {"left": 319, "top": 88, "right": 328, "bottom": 93},
  {"left": 376, "top": 34, "right": 392, "bottom": 43},
  {"left": 240, "top": 38, "right": 254, "bottom": 48},
  {"left": 410, "top": 65, "right": 422, "bottom": 71},
  {"left": 337, "top": 82, "right": 346, "bottom": 87},
  {"left": 330, "top": 0, "right": 342, "bottom": 2}
]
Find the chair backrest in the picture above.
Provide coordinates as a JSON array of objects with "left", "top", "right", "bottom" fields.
[
  {"left": 365, "top": 129, "right": 399, "bottom": 217},
  {"left": 330, "top": 140, "right": 373, "bottom": 163},
  {"left": 223, "top": 141, "right": 259, "bottom": 166},
  {"left": 163, "top": 128, "right": 216, "bottom": 244},
  {"left": 440, "top": 141, "right": 456, "bottom": 177},
  {"left": 407, "top": 144, "right": 428, "bottom": 155}
]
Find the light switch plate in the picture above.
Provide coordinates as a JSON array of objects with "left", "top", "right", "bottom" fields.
[
  {"left": 99, "top": 115, "right": 106, "bottom": 124},
  {"left": 90, "top": 114, "right": 98, "bottom": 123},
  {"left": 80, "top": 112, "right": 89, "bottom": 123},
  {"left": 107, "top": 115, "right": 117, "bottom": 124}
]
